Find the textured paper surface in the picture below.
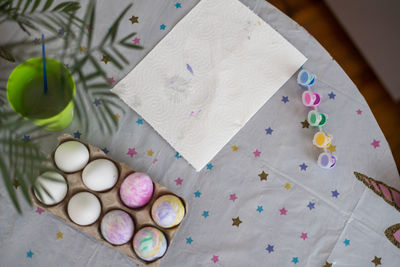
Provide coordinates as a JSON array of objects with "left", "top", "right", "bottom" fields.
[{"left": 112, "top": 0, "right": 307, "bottom": 171}]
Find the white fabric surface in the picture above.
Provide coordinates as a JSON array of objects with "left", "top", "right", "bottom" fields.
[{"left": 112, "top": 0, "right": 306, "bottom": 171}]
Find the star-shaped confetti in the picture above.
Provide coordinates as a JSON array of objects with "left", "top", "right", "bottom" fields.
[
  {"left": 328, "top": 92, "right": 336, "bottom": 99},
  {"left": 257, "top": 205, "right": 263, "bottom": 213},
  {"left": 23, "top": 135, "right": 30, "bottom": 142},
  {"left": 343, "top": 239, "right": 350, "bottom": 246},
  {"left": 175, "top": 152, "right": 182, "bottom": 159},
  {"left": 300, "top": 232, "right": 308, "bottom": 240},
  {"left": 292, "top": 257, "right": 298, "bottom": 264},
  {"left": 232, "top": 216, "right": 242, "bottom": 227},
  {"left": 356, "top": 109, "right": 362, "bottom": 115},
  {"left": 93, "top": 98, "right": 101, "bottom": 106},
  {"left": 331, "top": 190, "right": 340, "bottom": 198},
  {"left": 36, "top": 207, "right": 44, "bottom": 214},
  {"left": 371, "top": 256, "right": 382, "bottom": 266},
  {"left": 258, "top": 171, "right": 268, "bottom": 181},
  {"left": 323, "top": 262, "right": 332, "bottom": 267},
  {"left": 58, "top": 28, "right": 65, "bottom": 35},
  {"left": 80, "top": 46, "right": 87, "bottom": 52},
  {"left": 186, "top": 237, "right": 193, "bottom": 244},
  {"left": 280, "top": 207, "right": 287, "bottom": 215},
  {"left": 202, "top": 211, "right": 209, "bottom": 218},
  {"left": 232, "top": 145, "right": 238, "bottom": 151},
  {"left": 160, "top": 24, "right": 166, "bottom": 30},
  {"left": 133, "top": 37, "right": 140, "bottom": 44},
  {"left": 129, "top": 16, "right": 139, "bottom": 24},
  {"left": 284, "top": 183, "right": 291, "bottom": 190},
  {"left": 34, "top": 38, "right": 41, "bottom": 45},
  {"left": 147, "top": 150, "right": 154, "bottom": 156},
  {"left": 86, "top": 24, "right": 92, "bottom": 31},
  {"left": 26, "top": 250, "right": 34, "bottom": 258},
  {"left": 211, "top": 255, "right": 219, "bottom": 263},
  {"left": 253, "top": 149, "right": 261, "bottom": 157},
  {"left": 194, "top": 190, "right": 201, "bottom": 198},
  {"left": 12, "top": 179, "right": 20, "bottom": 189},
  {"left": 175, "top": 2, "right": 182, "bottom": 8},
  {"left": 300, "top": 119, "right": 309, "bottom": 128},
  {"left": 206, "top": 163, "right": 213, "bottom": 170},
  {"left": 101, "top": 147, "right": 109, "bottom": 154},
  {"left": 229, "top": 193, "right": 237, "bottom": 202},
  {"left": 127, "top": 147, "right": 137, "bottom": 158},
  {"left": 114, "top": 113, "right": 121, "bottom": 120},
  {"left": 327, "top": 144, "right": 336, "bottom": 153},
  {"left": 56, "top": 232, "right": 63, "bottom": 239},
  {"left": 281, "top": 96, "right": 289, "bottom": 103},
  {"left": 136, "top": 118, "right": 143, "bottom": 125},
  {"left": 73, "top": 131, "right": 81, "bottom": 139},
  {"left": 101, "top": 55, "right": 109, "bottom": 64},
  {"left": 174, "top": 177, "right": 183, "bottom": 185},
  {"left": 299, "top": 163, "right": 308, "bottom": 171},
  {"left": 265, "top": 127, "right": 273, "bottom": 135},
  {"left": 108, "top": 77, "right": 115, "bottom": 83},
  {"left": 371, "top": 139, "right": 380, "bottom": 149},
  {"left": 152, "top": 158, "right": 158, "bottom": 164},
  {"left": 307, "top": 202, "right": 315, "bottom": 210},
  {"left": 266, "top": 244, "right": 274, "bottom": 253}
]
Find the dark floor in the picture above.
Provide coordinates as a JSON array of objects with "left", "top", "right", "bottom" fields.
[{"left": 267, "top": 0, "right": 400, "bottom": 172}]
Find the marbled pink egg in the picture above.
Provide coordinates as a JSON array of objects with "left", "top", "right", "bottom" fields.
[
  {"left": 119, "top": 172, "right": 154, "bottom": 208},
  {"left": 100, "top": 210, "right": 134, "bottom": 245}
]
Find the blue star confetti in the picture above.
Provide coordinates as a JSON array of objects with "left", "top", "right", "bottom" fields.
[
  {"left": 136, "top": 118, "right": 143, "bottom": 125},
  {"left": 292, "top": 257, "right": 299, "bottom": 264},
  {"left": 175, "top": 2, "right": 182, "bottom": 8},
  {"left": 22, "top": 135, "right": 30, "bottom": 142},
  {"left": 73, "top": 131, "right": 81, "bottom": 139},
  {"left": 202, "top": 211, "right": 209, "bottom": 218},
  {"left": 257, "top": 206, "right": 263, "bottom": 213},
  {"left": 26, "top": 250, "right": 34, "bottom": 258},
  {"left": 206, "top": 163, "right": 213, "bottom": 170},
  {"left": 265, "top": 127, "right": 273, "bottom": 135},
  {"left": 160, "top": 24, "right": 166, "bottom": 30},
  {"left": 194, "top": 190, "right": 201, "bottom": 198},
  {"left": 299, "top": 163, "right": 308, "bottom": 171},
  {"left": 186, "top": 237, "right": 193, "bottom": 244},
  {"left": 93, "top": 98, "right": 101, "bottom": 106},
  {"left": 328, "top": 92, "right": 336, "bottom": 99},
  {"left": 58, "top": 28, "right": 65, "bottom": 36},
  {"left": 281, "top": 96, "right": 289, "bottom": 103},
  {"left": 102, "top": 147, "right": 109, "bottom": 154},
  {"left": 331, "top": 190, "right": 340, "bottom": 198},
  {"left": 266, "top": 244, "right": 274, "bottom": 253},
  {"left": 307, "top": 202, "right": 315, "bottom": 210},
  {"left": 344, "top": 239, "right": 350, "bottom": 246}
]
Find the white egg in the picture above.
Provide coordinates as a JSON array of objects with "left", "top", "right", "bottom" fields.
[
  {"left": 82, "top": 159, "right": 118, "bottom": 191},
  {"left": 67, "top": 192, "right": 101, "bottom": 226},
  {"left": 33, "top": 171, "right": 68, "bottom": 205},
  {"left": 54, "top": 141, "right": 90, "bottom": 173}
]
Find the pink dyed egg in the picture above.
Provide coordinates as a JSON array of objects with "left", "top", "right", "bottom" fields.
[{"left": 119, "top": 172, "right": 154, "bottom": 208}]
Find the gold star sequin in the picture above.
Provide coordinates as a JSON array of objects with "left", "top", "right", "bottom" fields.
[
  {"left": 80, "top": 46, "right": 87, "bottom": 52},
  {"left": 371, "top": 256, "right": 382, "bottom": 266},
  {"left": 322, "top": 262, "right": 332, "bottom": 267},
  {"left": 56, "top": 232, "right": 63, "bottom": 239},
  {"left": 258, "top": 171, "right": 268, "bottom": 181},
  {"left": 327, "top": 144, "right": 336, "bottom": 153},
  {"left": 147, "top": 150, "right": 154, "bottom": 156},
  {"left": 129, "top": 16, "right": 139, "bottom": 24},
  {"left": 114, "top": 113, "right": 121, "bottom": 120},
  {"left": 12, "top": 179, "right": 20, "bottom": 189},
  {"left": 101, "top": 55, "right": 109, "bottom": 64},
  {"left": 301, "top": 119, "right": 310, "bottom": 128},
  {"left": 257, "top": 21, "right": 261, "bottom": 26},
  {"left": 284, "top": 183, "right": 291, "bottom": 190},
  {"left": 232, "top": 216, "right": 242, "bottom": 227},
  {"left": 232, "top": 145, "right": 238, "bottom": 151}
]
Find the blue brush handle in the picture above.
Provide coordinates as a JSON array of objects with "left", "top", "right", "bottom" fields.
[{"left": 41, "top": 34, "right": 48, "bottom": 94}]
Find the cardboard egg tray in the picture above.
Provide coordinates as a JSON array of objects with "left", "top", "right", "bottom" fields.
[{"left": 31, "top": 134, "right": 187, "bottom": 267}]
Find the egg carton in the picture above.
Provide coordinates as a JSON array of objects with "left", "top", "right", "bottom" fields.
[{"left": 31, "top": 134, "right": 187, "bottom": 267}]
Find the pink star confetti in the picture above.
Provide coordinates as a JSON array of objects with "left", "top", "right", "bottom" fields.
[
  {"left": 108, "top": 77, "right": 115, "bottom": 83},
  {"left": 253, "top": 149, "right": 261, "bottom": 157},
  {"left": 127, "top": 147, "right": 137, "bottom": 157},
  {"left": 371, "top": 139, "right": 380, "bottom": 149},
  {"left": 175, "top": 177, "right": 183, "bottom": 185},
  {"left": 211, "top": 255, "right": 219, "bottom": 263},
  {"left": 36, "top": 207, "right": 44, "bottom": 214},
  {"left": 300, "top": 232, "right": 308, "bottom": 240},
  {"left": 229, "top": 193, "right": 237, "bottom": 202},
  {"left": 153, "top": 158, "right": 158, "bottom": 164},
  {"left": 279, "top": 207, "right": 287, "bottom": 215},
  {"left": 133, "top": 37, "right": 140, "bottom": 44},
  {"left": 356, "top": 109, "right": 362, "bottom": 115}
]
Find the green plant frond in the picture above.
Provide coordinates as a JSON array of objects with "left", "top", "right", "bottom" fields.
[
  {"left": 30, "top": 0, "right": 42, "bottom": 13},
  {"left": 99, "top": 3, "right": 132, "bottom": 47},
  {"left": 0, "top": 156, "right": 21, "bottom": 213},
  {"left": 42, "top": 0, "right": 54, "bottom": 12}
]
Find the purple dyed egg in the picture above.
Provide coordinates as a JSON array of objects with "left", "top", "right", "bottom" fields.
[
  {"left": 119, "top": 172, "right": 154, "bottom": 208},
  {"left": 100, "top": 210, "right": 134, "bottom": 245}
]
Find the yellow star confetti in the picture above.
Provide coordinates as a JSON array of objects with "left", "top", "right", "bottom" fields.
[
  {"left": 322, "top": 262, "right": 332, "bottom": 267},
  {"left": 12, "top": 179, "right": 20, "bottom": 189},
  {"left": 101, "top": 55, "right": 109, "bottom": 64},
  {"left": 114, "top": 114, "right": 120, "bottom": 120},
  {"left": 232, "top": 145, "right": 238, "bottom": 151},
  {"left": 284, "top": 183, "right": 291, "bottom": 190},
  {"left": 371, "top": 256, "right": 382, "bottom": 266},
  {"left": 129, "top": 16, "right": 139, "bottom": 24},
  {"left": 232, "top": 216, "right": 242, "bottom": 227},
  {"left": 80, "top": 46, "right": 87, "bottom": 52},
  {"left": 56, "top": 232, "right": 63, "bottom": 239},
  {"left": 257, "top": 21, "right": 261, "bottom": 26},
  {"left": 327, "top": 144, "right": 336, "bottom": 153},
  {"left": 258, "top": 171, "right": 268, "bottom": 181},
  {"left": 147, "top": 150, "right": 154, "bottom": 156}
]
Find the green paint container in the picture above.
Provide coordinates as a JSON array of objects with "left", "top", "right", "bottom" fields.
[{"left": 7, "top": 57, "right": 75, "bottom": 131}]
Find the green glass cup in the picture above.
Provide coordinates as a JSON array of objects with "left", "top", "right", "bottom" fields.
[{"left": 7, "top": 57, "right": 75, "bottom": 131}]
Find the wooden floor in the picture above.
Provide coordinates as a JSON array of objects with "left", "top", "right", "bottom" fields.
[{"left": 267, "top": 0, "right": 400, "bottom": 172}]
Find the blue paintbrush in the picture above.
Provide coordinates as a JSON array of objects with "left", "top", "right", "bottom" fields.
[{"left": 41, "top": 33, "right": 48, "bottom": 94}]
